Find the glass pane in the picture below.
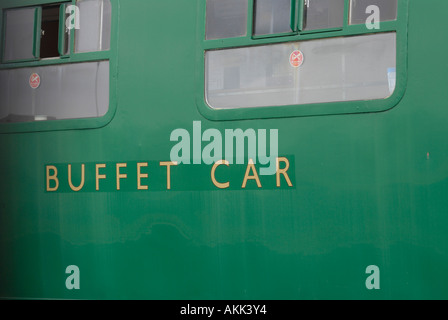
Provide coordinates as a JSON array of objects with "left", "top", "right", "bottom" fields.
[
  {"left": 75, "top": 0, "right": 112, "bottom": 52},
  {"left": 3, "top": 8, "right": 36, "bottom": 62},
  {"left": 0, "top": 61, "right": 109, "bottom": 123},
  {"left": 254, "top": 0, "right": 292, "bottom": 36},
  {"left": 206, "top": 33, "right": 396, "bottom": 109},
  {"left": 62, "top": 3, "right": 72, "bottom": 55},
  {"left": 303, "top": 0, "right": 345, "bottom": 31},
  {"left": 350, "top": 0, "right": 397, "bottom": 25},
  {"left": 101, "top": 0, "right": 112, "bottom": 50},
  {"left": 206, "top": 0, "right": 248, "bottom": 40}
]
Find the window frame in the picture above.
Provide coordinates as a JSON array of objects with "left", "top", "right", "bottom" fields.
[
  {"left": 0, "top": 0, "right": 118, "bottom": 134},
  {"left": 197, "top": 0, "right": 408, "bottom": 121}
]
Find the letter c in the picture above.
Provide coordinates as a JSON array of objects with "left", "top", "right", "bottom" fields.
[{"left": 211, "top": 160, "right": 230, "bottom": 189}]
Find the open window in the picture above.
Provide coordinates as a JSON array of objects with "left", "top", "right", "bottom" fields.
[
  {"left": 41, "top": 4, "right": 62, "bottom": 59},
  {"left": 2, "top": 3, "right": 67, "bottom": 62},
  {"left": 0, "top": 0, "right": 114, "bottom": 129},
  {"left": 200, "top": 0, "right": 404, "bottom": 120},
  {"left": 2, "top": 0, "right": 112, "bottom": 63}
]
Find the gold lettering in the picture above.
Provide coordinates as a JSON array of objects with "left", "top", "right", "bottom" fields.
[
  {"left": 46, "top": 165, "right": 59, "bottom": 192},
  {"left": 242, "top": 159, "right": 262, "bottom": 188},
  {"left": 211, "top": 160, "right": 230, "bottom": 189},
  {"left": 116, "top": 163, "right": 127, "bottom": 191},
  {"left": 276, "top": 157, "right": 293, "bottom": 187},
  {"left": 68, "top": 164, "right": 85, "bottom": 192},
  {"left": 96, "top": 164, "right": 106, "bottom": 191},
  {"left": 160, "top": 161, "right": 178, "bottom": 190},
  {"left": 137, "top": 162, "right": 149, "bottom": 190}
]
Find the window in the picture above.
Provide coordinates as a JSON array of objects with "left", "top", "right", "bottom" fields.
[
  {"left": 75, "top": 0, "right": 112, "bottom": 52},
  {"left": 41, "top": 5, "right": 62, "bottom": 59},
  {"left": 3, "top": 3, "right": 67, "bottom": 62},
  {"left": 205, "top": 0, "right": 248, "bottom": 40},
  {"left": 206, "top": 33, "right": 396, "bottom": 109},
  {"left": 3, "top": 8, "right": 37, "bottom": 62},
  {"left": 0, "top": 0, "right": 114, "bottom": 128},
  {"left": 0, "top": 61, "right": 109, "bottom": 123},
  {"left": 2, "top": 0, "right": 112, "bottom": 63},
  {"left": 303, "top": 0, "right": 345, "bottom": 31},
  {"left": 201, "top": 0, "right": 404, "bottom": 119},
  {"left": 350, "top": 0, "right": 398, "bottom": 25},
  {"left": 254, "top": 0, "right": 293, "bottom": 36}
]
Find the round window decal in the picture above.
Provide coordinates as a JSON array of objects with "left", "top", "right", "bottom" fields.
[
  {"left": 29, "top": 73, "right": 41, "bottom": 89},
  {"left": 289, "top": 50, "right": 304, "bottom": 68}
]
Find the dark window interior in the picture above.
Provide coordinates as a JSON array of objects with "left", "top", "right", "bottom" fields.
[{"left": 40, "top": 5, "right": 60, "bottom": 58}]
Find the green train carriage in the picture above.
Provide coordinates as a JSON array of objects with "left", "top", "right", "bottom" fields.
[{"left": 0, "top": 0, "right": 447, "bottom": 299}]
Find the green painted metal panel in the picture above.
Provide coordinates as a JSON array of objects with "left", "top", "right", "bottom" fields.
[{"left": 0, "top": 0, "right": 447, "bottom": 300}]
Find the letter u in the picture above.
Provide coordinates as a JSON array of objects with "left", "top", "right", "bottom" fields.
[{"left": 68, "top": 164, "right": 85, "bottom": 192}]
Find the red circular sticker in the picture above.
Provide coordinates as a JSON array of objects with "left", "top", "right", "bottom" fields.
[
  {"left": 29, "top": 73, "right": 41, "bottom": 89},
  {"left": 290, "top": 50, "right": 304, "bottom": 68}
]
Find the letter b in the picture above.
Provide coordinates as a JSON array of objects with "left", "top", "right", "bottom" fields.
[{"left": 46, "top": 165, "right": 59, "bottom": 192}]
